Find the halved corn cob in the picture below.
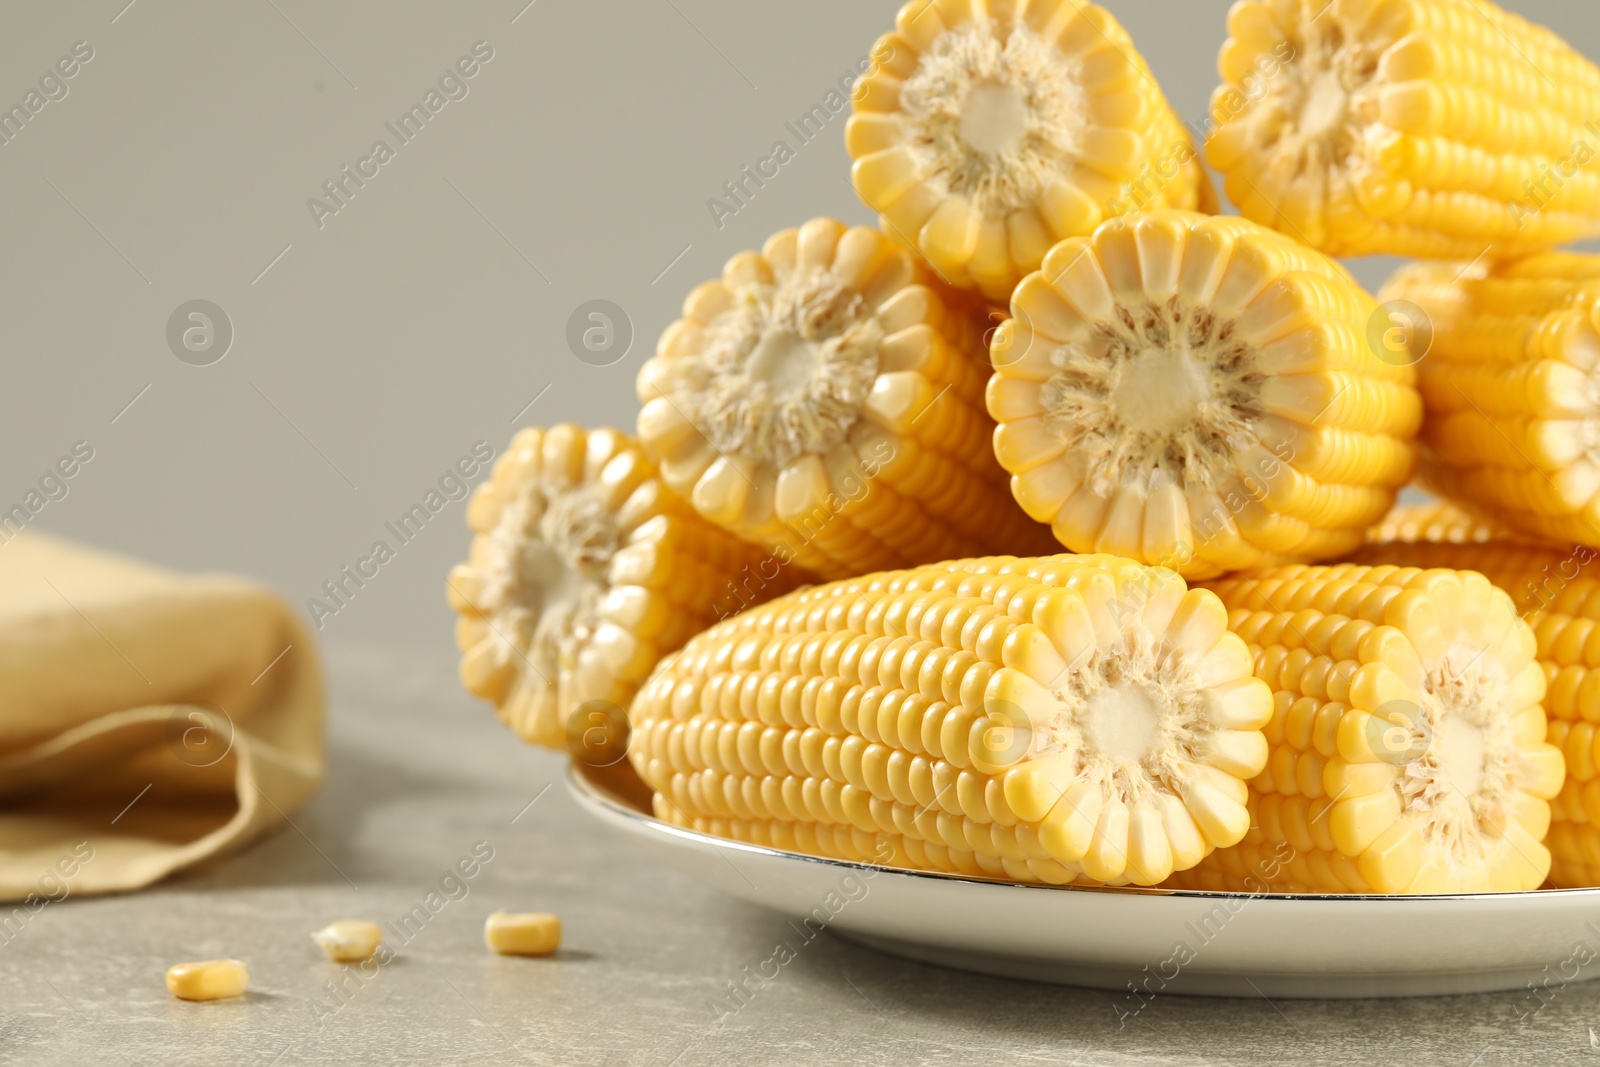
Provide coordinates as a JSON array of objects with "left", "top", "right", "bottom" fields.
[
  {"left": 1208, "top": 0, "right": 1600, "bottom": 258},
  {"left": 628, "top": 553, "right": 1274, "bottom": 887},
  {"left": 1353, "top": 509, "right": 1598, "bottom": 886},
  {"left": 448, "top": 425, "right": 807, "bottom": 751},
  {"left": 847, "top": 0, "right": 1211, "bottom": 301},
  {"left": 1171, "top": 563, "right": 1563, "bottom": 894},
  {"left": 636, "top": 218, "right": 1057, "bottom": 582},
  {"left": 987, "top": 210, "right": 1420, "bottom": 580},
  {"left": 1381, "top": 254, "right": 1600, "bottom": 548}
]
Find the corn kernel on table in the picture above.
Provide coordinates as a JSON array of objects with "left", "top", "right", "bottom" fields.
[{"left": 4, "top": 640, "right": 1597, "bottom": 1067}]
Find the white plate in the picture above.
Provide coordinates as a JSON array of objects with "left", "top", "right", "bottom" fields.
[{"left": 570, "top": 765, "right": 1600, "bottom": 999}]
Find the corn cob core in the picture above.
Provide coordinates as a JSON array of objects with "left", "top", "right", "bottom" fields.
[
  {"left": 847, "top": 0, "right": 1210, "bottom": 301},
  {"left": 1381, "top": 255, "right": 1600, "bottom": 548},
  {"left": 1352, "top": 524, "right": 1596, "bottom": 886},
  {"left": 987, "top": 210, "right": 1420, "bottom": 580},
  {"left": 449, "top": 425, "right": 805, "bottom": 751},
  {"left": 636, "top": 217, "right": 1056, "bottom": 582},
  {"left": 1173, "top": 563, "right": 1561, "bottom": 894},
  {"left": 1209, "top": 0, "right": 1600, "bottom": 258},
  {"left": 628, "top": 553, "right": 1274, "bottom": 887}
]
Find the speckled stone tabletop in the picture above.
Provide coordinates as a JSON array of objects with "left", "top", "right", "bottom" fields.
[{"left": 1, "top": 640, "right": 1596, "bottom": 1067}]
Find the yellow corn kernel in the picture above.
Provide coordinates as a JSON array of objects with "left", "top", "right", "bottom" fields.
[
  {"left": 1208, "top": 0, "right": 1600, "bottom": 258},
  {"left": 312, "top": 920, "right": 384, "bottom": 963},
  {"left": 450, "top": 425, "right": 808, "bottom": 750},
  {"left": 165, "top": 959, "right": 249, "bottom": 1002},
  {"left": 635, "top": 219, "right": 1058, "bottom": 581},
  {"left": 484, "top": 912, "right": 561, "bottom": 957},
  {"left": 1353, "top": 511, "right": 1598, "bottom": 885},
  {"left": 1170, "top": 562, "right": 1561, "bottom": 894},
  {"left": 847, "top": 1, "right": 1212, "bottom": 301},
  {"left": 627, "top": 552, "right": 1274, "bottom": 888},
  {"left": 988, "top": 210, "right": 1420, "bottom": 580},
  {"left": 1379, "top": 256, "right": 1600, "bottom": 548}
]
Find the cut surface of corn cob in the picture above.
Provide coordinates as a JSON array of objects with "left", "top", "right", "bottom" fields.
[
  {"left": 1208, "top": 0, "right": 1600, "bottom": 258},
  {"left": 449, "top": 425, "right": 807, "bottom": 751},
  {"left": 1171, "top": 563, "right": 1562, "bottom": 894},
  {"left": 1382, "top": 255, "right": 1600, "bottom": 548},
  {"left": 847, "top": 0, "right": 1211, "bottom": 301},
  {"left": 987, "top": 210, "right": 1420, "bottom": 580},
  {"left": 636, "top": 218, "right": 1057, "bottom": 582},
  {"left": 628, "top": 553, "right": 1274, "bottom": 887},
  {"left": 1352, "top": 524, "right": 1598, "bottom": 887}
]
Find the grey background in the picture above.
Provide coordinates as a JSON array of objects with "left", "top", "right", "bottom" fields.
[{"left": 5, "top": 1, "right": 1600, "bottom": 1064}]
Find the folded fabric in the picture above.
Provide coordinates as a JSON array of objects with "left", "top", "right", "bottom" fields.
[{"left": 0, "top": 534, "right": 323, "bottom": 903}]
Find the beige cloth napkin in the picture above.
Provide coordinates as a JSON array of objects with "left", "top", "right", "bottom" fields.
[{"left": 0, "top": 534, "right": 323, "bottom": 902}]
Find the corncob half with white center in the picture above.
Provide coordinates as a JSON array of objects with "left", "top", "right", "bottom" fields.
[
  {"left": 1171, "top": 563, "right": 1563, "bottom": 894},
  {"left": 847, "top": 0, "right": 1212, "bottom": 301},
  {"left": 636, "top": 218, "right": 1057, "bottom": 582},
  {"left": 1353, "top": 507, "right": 1598, "bottom": 886},
  {"left": 628, "top": 553, "right": 1273, "bottom": 887},
  {"left": 1208, "top": 0, "right": 1600, "bottom": 258},
  {"left": 449, "top": 425, "right": 807, "bottom": 751},
  {"left": 1381, "top": 254, "right": 1600, "bottom": 548},
  {"left": 987, "top": 210, "right": 1420, "bottom": 580}
]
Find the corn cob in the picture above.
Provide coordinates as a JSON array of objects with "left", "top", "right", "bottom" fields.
[
  {"left": 635, "top": 218, "right": 1057, "bottom": 582},
  {"left": 846, "top": 0, "right": 1212, "bottom": 302},
  {"left": 1381, "top": 254, "right": 1600, "bottom": 548},
  {"left": 1365, "top": 498, "right": 1512, "bottom": 547},
  {"left": 448, "top": 425, "right": 807, "bottom": 751},
  {"left": 1208, "top": 0, "right": 1600, "bottom": 258},
  {"left": 1353, "top": 510, "right": 1599, "bottom": 886},
  {"left": 986, "top": 210, "right": 1420, "bottom": 581},
  {"left": 1170, "top": 563, "right": 1563, "bottom": 894},
  {"left": 628, "top": 553, "right": 1274, "bottom": 887}
]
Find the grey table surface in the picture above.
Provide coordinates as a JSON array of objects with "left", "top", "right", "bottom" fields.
[{"left": 0, "top": 640, "right": 1596, "bottom": 1067}]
